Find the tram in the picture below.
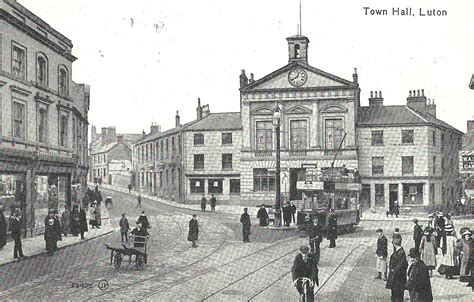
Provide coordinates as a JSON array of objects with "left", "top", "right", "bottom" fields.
[{"left": 296, "top": 167, "right": 360, "bottom": 233}]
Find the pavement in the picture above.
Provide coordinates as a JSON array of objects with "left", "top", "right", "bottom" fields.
[{"left": 0, "top": 204, "right": 115, "bottom": 267}]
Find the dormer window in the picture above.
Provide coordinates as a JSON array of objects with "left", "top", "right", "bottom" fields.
[{"left": 58, "top": 66, "right": 69, "bottom": 96}]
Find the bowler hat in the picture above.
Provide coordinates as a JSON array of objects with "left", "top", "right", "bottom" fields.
[
  {"left": 408, "top": 247, "right": 420, "bottom": 258},
  {"left": 300, "top": 245, "right": 309, "bottom": 254},
  {"left": 412, "top": 218, "right": 418, "bottom": 224}
]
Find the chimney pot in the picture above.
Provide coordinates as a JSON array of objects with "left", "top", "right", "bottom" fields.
[
  {"left": 370, "top": 91, "right": 373, "bottom": 98},
  {"left": 422, "top": 89, "right": 425, "bottom": 96},
  {"left": 379, "top": 91, "right": 382, "bottom": 97}
]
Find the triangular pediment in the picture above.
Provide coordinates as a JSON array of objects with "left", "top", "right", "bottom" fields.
[
  {"left": 286, "top": 105, "right": 312, "bottom": 115},
  {"left": 241, "top": 62, "right": 354, "bottom": 91}
]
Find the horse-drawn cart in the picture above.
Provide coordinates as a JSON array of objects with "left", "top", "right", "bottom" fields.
[{"left": 104, "top": 235, "right": 148, "bottom": 270}]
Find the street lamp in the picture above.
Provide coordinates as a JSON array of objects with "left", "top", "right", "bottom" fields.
[{"left": 273, "top": 102, "right": 282, "bottom": 227}]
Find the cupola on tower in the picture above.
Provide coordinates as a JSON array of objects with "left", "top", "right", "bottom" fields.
[{"left": 287, "top": 35, "right": 309, "bottom": 64}]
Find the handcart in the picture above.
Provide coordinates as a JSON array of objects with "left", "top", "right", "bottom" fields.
[{"left": 104, "top": 235, "right": 148, "bottom": 270}]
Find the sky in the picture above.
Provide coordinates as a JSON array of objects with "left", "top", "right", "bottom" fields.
[{"left": 19, "top": 0, "right": 474, "bottom": 134}]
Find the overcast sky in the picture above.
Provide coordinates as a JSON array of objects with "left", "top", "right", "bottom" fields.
[{"left": 20, "top": 0, "right": 474, "bottom": 134}]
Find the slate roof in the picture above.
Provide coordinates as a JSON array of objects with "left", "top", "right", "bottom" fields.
[
  {"left": 184, "top": 112, "right": 242, "bottom": 131},
  {"left": 358, "top": 105, "right": 462, "bottom": 134},
  {"left": 91, "top": 142, "right": 117, "bottom": 155}
]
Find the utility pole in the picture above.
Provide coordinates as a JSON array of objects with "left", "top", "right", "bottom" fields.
[{"left": 273, "top": 103, "right": 282, "bottom": 227}]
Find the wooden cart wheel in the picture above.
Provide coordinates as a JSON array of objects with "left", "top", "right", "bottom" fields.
[
  {"left": 136, "top": 254, "right": 146, "bottom": 270},
  {"left": 113, "top": 253, "right": 122, "bottom": 269}
]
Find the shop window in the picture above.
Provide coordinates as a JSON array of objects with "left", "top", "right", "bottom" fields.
[
  {"left": 372, "top": 157, "right": 384, "bottom": 175},
  {"left": 371, "top": 130, "right": 383, "bottom": 146},
  {"left": 290, "top": 120, "right": 308, "bottom": 150},
  {"left": 256, "top": 121, "right": 273, "bottom": 150},
  {"left": 402, "top": 156, "right": 414, "bottom": 175},
  {"left": 12, "top": 45, "right": 26, "bottom": 79},
  {"left": 13, "top": 102, "right": 25, "bottom": 139},
  {"left": 375, "top": 184, "right": 385, "bottom": 206},
  {"left": 37, "top": 55, "right": 48, "bottom": 87},
  {"left": 403, "top": 183, "right": 423, "bottom": 204},
  {"left": 190, "top": 179, "right": 204, "bottom": 193},
  {"left": 208, "top": 179, "right": 223, "bottom": 194},
  {"left": 222, "top": 132, "right": 232, "bottom": 145},
  {"left": 230, "top": 179, "right": 240, "bottom": 194},
  {"left": 194, "top": 133, "right": 204, "bottom": 145},
  {"left": 253, "top": 168, "right": 275, "bottom": 192},
  {"left": 222, "top": 154, "right": 232, "bottom": 170},
  {"left": 194, "top": 154, "right": 204, "bottom": 170},
  {"left": 325, "top": 119, "right": 344, "bottom": 150}
]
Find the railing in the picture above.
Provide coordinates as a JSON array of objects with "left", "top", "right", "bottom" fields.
[
  {"left": 289, "top": 150, "right": 307, "bottom": 156},
  {"left": 254, "top": 150, "right": 273, "bottom": 157}
]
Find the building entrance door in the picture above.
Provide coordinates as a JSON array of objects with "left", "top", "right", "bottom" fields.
[
  {"left": 360, "top": 184, "right": 370, "bottom": 209},
  {"left": 289, "top": 168, "right": 305, "bottom": 201},
  {"left": 389, "top": 184, "right": 398, "bottom": 212}
]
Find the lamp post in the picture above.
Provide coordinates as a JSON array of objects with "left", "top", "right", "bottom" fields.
[{"left": 273, "top": 103, "right": 282, "bottom": 227}]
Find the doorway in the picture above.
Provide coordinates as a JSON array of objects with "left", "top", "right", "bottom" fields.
[
  {"left": 389, "top": 184, "right": 399, "bottom": 212},
  {"left": 289, "top": 168, "right": 305, "bottom": 201}
]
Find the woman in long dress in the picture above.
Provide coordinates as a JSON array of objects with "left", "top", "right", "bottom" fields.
[
  {"left": 419, "top": 227, "right": 437, "bottom": 276},
  {"left": 439, "top": 224, "right": 458, "bottom": 278}
]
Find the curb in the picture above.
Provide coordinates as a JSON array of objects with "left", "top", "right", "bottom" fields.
[{"left": 0, "top": 228, "right": 115, "bottom": 268}]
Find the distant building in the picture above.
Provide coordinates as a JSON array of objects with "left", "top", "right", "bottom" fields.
[
  {"left": 0, "top": 0, "right": 90, "bottom": 236},
  {"left": 357, "top": 90, "right": 463, "bottom": 212},
  {"left": 182, "top": 112, "right": 242, "bottom": 203},
  {"left": 89, "top": 126, "right": 141, "bottom": 187}
]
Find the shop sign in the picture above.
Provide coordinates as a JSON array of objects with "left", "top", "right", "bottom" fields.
[
  {"left": 460, "top": 151, "right": 474, "bottom": 172},
  {"left": 347, "top": 183, "right": 361, "bottom": 191},
  {"left": 297, "top": 181, "right": 323, "bottom": 190}
]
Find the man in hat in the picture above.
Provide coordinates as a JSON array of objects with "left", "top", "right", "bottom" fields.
[
  {"left": 435, "top": 212, "right": 446, "bottom": 250},
  {"left": 386, "top": 234, "right": 408, "bottom": 302},
  {"left": 327, "top": 209, "right": 337, "bottom": 248},
  {"left": 375, "top": 228, "right": 388, "bottom": 280},
  {"left": 406, "top": 247, "right": 433, "bottom": 301},
  {"left": 200, "top": 194, "right": 207, "bottom": 212},
  {"left": 188, "top": 214, "right": 199, "bottom": 247},
  {"left": 257, "top": 204, "right": 269, "bottom": 227},
  {"left": 307, "top": 217, "right": 323, "bottom": 262},
  {"left": 119, "top": 213, "right": 130, "bottom": 243},
  {"left": 240, "top": 208, "right": 251, "bottom": 243},
  {"left": 290, "top": 202, "right": 297, "bottom": 224},
  {"left": 9, "top": 210, "right": 24, "bottom": 260},
  {"left": 413, "top": 219, "right": 423, "bottom": 251},
  {"left": 292, "top": 245, "right": 319, "bottom": 302},
  {"left": 210, "top": 194, "right": 217, "bottom": 212},
  {"left": 136, "top": 210, "right": 151, "bottom": 230},
  {"left": 0, "top": 206, "right": 7, "bottom": 250}
]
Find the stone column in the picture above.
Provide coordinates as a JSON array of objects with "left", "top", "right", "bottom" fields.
[
  {"left": 398, "top": 183, "right": 404, "bottom": 206},
  {"left": 311, "top": 101, "right": 319, "bottom": 148},
  {"left": 424, "top": 181, "right": 430, "bottom": 206}
]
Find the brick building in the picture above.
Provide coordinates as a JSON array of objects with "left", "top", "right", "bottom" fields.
[
  {"left": 182, "top": 112, "right": 242, "bottom": 204},
  {"left": 238, "top": 34, "right": 360, "bottom": 207},
  {"left": 89, "top": 126, "right": 141, "bottom": 187},
  {"left": 0, "top": 0, "right": 90, "bottom": 236},
  {"left": 357, "top": 90, "right": 463, "bottom": 212}
]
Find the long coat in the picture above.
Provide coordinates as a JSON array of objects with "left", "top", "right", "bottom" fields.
[
  {"left": 60, "top": 209, "right": 70, "bottom": 235},
  {"left": 291, "top": 253, "right": 319, "bottom": 287},
  {"left": 0, "top": 211, "right": 7, "bottom": 248},
  {"left": 95, "top": 206, "right": 102, "bottom": 226},
  {"left": 406, "top": 260, "right": 433, "bottom": 302},
  {"left": 386, "top": 247, "right": 408, "bottom": 291},
  {"left": 257, "top": 208, "right": 269, "bottom": 226},
  {"left": 440, "top": 235, "right": 457, "bottom": 267},
  {"left": 136, "top": 215, "right": 150, "bottom": 229},
  {"left": 376, "top": 234, "right": 388, "bottom": 258},
  {"left": 327, "top": 213, "right": 338, "bottom": 240},
  {"left": 240, "top": 212, "right": 251, "bottom": 236},
  {"left": 420, "top": 236, "right": 437, "bottom": 269},
  {"left": 188, "top": 219, "right": 199, "bottom": 241},
  {"left": 456, "top": 237, "right": 473, "bottom": 277},
  {"left": 79, "top": 209, "right": 88, "bottom": 233},
  {"left": 70, "top": 209, "right": 80, "bottom": 235},
  {"left": 307, "top": 223, "right": 323, "bottom": 243},
  {"left": 9, "top": 216, "right": 21, "bottom": 239},
  {"left": 413, "top": 224, "right": 423, "bottom": 245}
]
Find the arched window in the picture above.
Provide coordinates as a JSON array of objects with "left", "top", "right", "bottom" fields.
[
  {"left": 294, "top": 44, "right": 301, "bottom": 58},
  {"left": 38, "top": 108, "right": 48, "bottom": 143},
  {"left": 37, "top": 55, "right": 48, "bottom": 87},
  {"left": 58, "top": 66, "right": 68, "bottom": 96},
  {"left": 60, "top": 115, "right": 68, "bottom": 147}
]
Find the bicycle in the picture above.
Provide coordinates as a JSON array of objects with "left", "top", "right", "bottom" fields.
[{"left": 294, "top": 277, "right": 314, "bottom": 302}]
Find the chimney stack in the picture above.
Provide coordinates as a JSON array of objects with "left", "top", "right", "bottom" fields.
[
  {"left": 117, "top": 135, "right": 124, "bottom": 144},
  {"left": 467, "top": 120, "right": 474, "bottom": 135},
  {"left": 175, "top": 110, "right": 181, "bottom": 127},
  {"left": 196, "top": 98, "right": 203, "bottom": 120},
  {"left": 368, "top": 90, "right": 383, "bottom": 107},
  {"left": 91, "top": 125, "right": 97, "bottom": 142},
  {"left": 101, "top": 127, "right": 107, "bottom": 144},
  {"left": 353, "top": 68, "right": 358, "bottom": 83},
  {"left": 202, "top": 104, "right": 210, "bottom": 118},
  {"left": 427, "top": 99, "right": 437, "bottom": 117},
  {"left": 239, "top": 69, "right": 248, "bottom": 88},
  {"left": 142, "top": 129, "right": 146, "bottom": 137},
  {"left": 406, "top": 89, "right": 428, "bottom": 116},
  {"left": 150, "top": 122, "right": 161, "bottom": 134}
]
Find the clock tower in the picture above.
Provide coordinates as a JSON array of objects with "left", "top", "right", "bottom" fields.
[{"left": 287, "top": 35, "right": 309, "bottom": 64}]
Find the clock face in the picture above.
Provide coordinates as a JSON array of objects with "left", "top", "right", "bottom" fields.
[{"left": 288, "top": 68, "right": 308, "bottom": 87}]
